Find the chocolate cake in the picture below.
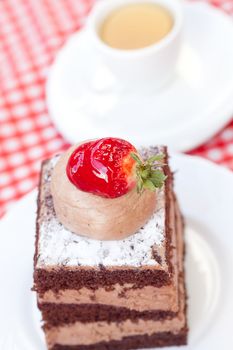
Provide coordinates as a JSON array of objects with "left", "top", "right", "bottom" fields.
[{"left": 33, "top": 146, "right": 188, "bottom": 349}]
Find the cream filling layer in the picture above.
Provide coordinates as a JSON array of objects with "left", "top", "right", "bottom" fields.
[{"left": 39, "top": 283, "right": 177, "bottom": 312}]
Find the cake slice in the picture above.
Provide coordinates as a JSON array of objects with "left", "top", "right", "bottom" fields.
[{"left": 33, "top": 144, "right": 188, "bottom": 349}]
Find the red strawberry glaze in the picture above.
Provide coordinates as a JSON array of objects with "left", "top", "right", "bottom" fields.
[{"left": 66, "top": 138, "right": 138, "bottom": 198}]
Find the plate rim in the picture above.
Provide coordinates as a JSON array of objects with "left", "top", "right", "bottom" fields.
[{"left": 0, "top": 153, "right": 233, "bottom": 349}]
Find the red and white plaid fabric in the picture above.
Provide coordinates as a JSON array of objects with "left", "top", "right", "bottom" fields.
[{"left": 0, "top": 0, "right": 233, "bottom": 218}]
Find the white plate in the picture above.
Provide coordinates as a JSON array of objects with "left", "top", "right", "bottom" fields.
[
  {"left": 0, "top": 155, "right": 233, "bottom": 350},
  {"left": 0, "top": 153, "right": 233, "bottom": 349},
  {"left": 47, "top": 2, "right": 233, "bottom": 152}
]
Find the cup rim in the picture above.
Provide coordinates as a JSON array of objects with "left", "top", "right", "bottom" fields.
[{"left": 88, "top": 0, "right": 183, "bottom": 58}]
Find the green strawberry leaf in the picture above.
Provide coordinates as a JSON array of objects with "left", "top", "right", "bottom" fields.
[
  {"left": 141, "top": 169, "right": 150, "bottom": 179},
  {"left": 143, "top": 179, "right": 156, "bottom": 191},
  {"left": 130, "top": 152, "right": 142, "bottom": 165},
  {"left": 150, "top": 171, "right": 167, "bottom": 188},
  {"left": 133, "top": 151, "right": 167, "bottom": 194},
  {"left": 137, "top": 179, "right": 143, "bottom": 193}
]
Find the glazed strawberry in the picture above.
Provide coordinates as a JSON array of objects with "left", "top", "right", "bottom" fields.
[{"left": 66, "top": 137, "right": 166, "bottom": 199}]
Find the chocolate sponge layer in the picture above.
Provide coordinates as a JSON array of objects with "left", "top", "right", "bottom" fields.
[{"left": 39, "top": 302, "right": 177, "bottom": 327}]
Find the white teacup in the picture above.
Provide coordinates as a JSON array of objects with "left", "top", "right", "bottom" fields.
[{"left": 87, "top": 0, "right": 183, "bottom": 90}]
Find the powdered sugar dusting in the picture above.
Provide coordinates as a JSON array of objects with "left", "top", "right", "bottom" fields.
[
  {"left": 37, "top": 149, "right": 166, "bottom": 268},
  {"left": 38, "top": 193, "right": 165, "bottom": 267}
]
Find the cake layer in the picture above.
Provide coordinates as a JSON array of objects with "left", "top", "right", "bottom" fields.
[
  {"left": 35, "top": 267, "right": 170, "bottom": 293},
  {"left": 39, "top": 303, "right": 177, "bottom": 325}
]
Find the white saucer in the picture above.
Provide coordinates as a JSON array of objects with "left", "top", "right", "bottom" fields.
[
  {"left": 0, "top": 153, "right": 233, "bottom": 349},
  {"left": 47, "top": 2, "right": 233, "bottom": 151}
]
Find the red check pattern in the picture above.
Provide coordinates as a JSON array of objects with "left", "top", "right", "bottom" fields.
[{"left": 0, "top": 0, "right": 233, "bottom": 218}]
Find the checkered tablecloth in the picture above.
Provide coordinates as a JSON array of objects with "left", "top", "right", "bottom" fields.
[{"left": 0, "top": 0, "right": 233, "bottom": 218}]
